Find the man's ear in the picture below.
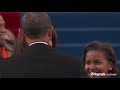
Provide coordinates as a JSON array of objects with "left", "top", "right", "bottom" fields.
[
  {"left": 47, "top": 26, "right": 57, "bottom": 48},
  {"left": 48, "top": 26, "right": 54, "bottom": 39}
]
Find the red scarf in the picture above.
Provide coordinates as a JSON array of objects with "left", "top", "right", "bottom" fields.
[{"left": 0, "top": 47, "right": 8, "bottom": 59}]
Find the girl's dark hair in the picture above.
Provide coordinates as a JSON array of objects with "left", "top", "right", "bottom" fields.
[
  {"left": 12, "top": 33, "right": 28, "bottom": 56},
  {"left": 52, "top": 29, "right": 57, "bottom": 48},
  {"left": 81, "top": 40, "right": 120, "bottom": 75}
]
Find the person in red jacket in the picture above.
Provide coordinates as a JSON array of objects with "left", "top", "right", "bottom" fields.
[{"left": 0, "top": 15, "right": 15, "bottom": 59}]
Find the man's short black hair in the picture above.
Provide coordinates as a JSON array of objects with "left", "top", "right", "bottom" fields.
[{"left": 21, "top": 12, "right": 52, "bottom": 39}]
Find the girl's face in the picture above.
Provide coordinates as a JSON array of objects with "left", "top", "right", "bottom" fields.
[{"left": 85, "top": 50, "right": 113, "bottom": 78}]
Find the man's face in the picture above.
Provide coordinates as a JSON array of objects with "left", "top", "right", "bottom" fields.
[
  {"left": 0, "top": 15, "right": 8, "bottom": 45},
  {"left": 0, "top": 15, "right": 6, "bottom": 34}
]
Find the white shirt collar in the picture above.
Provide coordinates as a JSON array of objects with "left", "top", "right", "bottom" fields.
[{"left": 29, "top": 42, "right": 48, "bottom": 46}]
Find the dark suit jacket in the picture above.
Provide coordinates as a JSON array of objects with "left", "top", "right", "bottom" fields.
[{"left": 0, "top": 43, "right": 87, "bottom": 78}]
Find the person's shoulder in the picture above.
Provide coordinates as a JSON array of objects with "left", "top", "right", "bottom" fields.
[
  {"left": 0, "top": 54, "right": 22, "bottom": 64},
  {"left": 56, "top": 53, "right": 83, "bottom": 67},
  {"left": 59, "top": 54, "right": 88, "bottom": 78},
  {"left": 0, "top": 57, "right": 14, "bottom": 72},
  {"left": 0, "top": 55, "right": 16, "bottom": 64}
]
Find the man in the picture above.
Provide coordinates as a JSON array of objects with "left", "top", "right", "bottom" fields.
[
  {"left": 0, "top": 12, "right": 87, "bottom": 78},
  {"left": 0, "top": 15, "right": 15, "bottom": 59}
]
